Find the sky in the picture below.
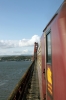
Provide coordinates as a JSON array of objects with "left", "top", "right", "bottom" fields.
[{"left": 0, "top": 0, "right": 63, "bottom": 56}]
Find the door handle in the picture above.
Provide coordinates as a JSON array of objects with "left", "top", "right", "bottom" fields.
[
  {"left": 43, "top": 68, "right": 45, "bottom": 74},
  {"left": 43, "top": 68, "right": 46, "bottom": 79}
]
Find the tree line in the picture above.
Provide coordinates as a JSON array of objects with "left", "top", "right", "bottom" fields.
[{"left": 0, "top": 55, "right": 33, "bottom": 61}]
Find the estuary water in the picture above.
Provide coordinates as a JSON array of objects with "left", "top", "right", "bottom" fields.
[{"left": 0, "top": 61, "right": 32, "bottom": 100}]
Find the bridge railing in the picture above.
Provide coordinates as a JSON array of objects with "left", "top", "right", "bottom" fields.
[{"left": 7, "top": 60, "right": 35, "bottom": 100}]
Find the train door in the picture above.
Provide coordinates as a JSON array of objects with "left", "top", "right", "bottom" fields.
[{"left": 45, "top": 31, "right": 53, "bottom": 100}]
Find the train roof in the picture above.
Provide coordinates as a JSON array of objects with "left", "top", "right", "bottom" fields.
[{"left": 43, "top": 0, "right": 65, "bottom": 32}]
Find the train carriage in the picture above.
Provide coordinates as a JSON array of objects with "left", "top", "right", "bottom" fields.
[{"left": 37, "top": 0, "right": 66, "bottom": 100}]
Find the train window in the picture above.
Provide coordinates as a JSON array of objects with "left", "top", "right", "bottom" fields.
[{"left": 46, "top": 32, "right": 52, "bottom": 63}]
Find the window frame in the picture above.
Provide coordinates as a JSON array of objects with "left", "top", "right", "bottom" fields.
[{"left": 46, "top": 31, "right": 52, "bottom": 64}]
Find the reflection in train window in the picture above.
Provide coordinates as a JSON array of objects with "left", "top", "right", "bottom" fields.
[{"left": 46, "top": 32, "right": 52, "bottom": 63}]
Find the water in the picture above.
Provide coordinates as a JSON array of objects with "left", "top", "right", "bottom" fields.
[{"left": 0, "top": 61, "right": 32, "bottom": 100}]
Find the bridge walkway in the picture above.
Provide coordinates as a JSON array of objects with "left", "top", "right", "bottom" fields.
[{"left": 26, "top": 61, "right": 40, "bottom": 100}]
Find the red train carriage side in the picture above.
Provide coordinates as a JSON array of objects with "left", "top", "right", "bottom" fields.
[{"left": 37, "top": 1, "right": 66, "bottom": 100}]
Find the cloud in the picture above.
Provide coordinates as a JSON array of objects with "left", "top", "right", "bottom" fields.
[
  {"left": 0, "top": 49, "right": 33, "bottom": 56},
  {"left": 19, "top": 35, "right": 40, "bottom": 47},
  {"left": 0, "top": 35, "right": 40, "bottom": 55},
  {"left": 0, "top": 35, "right": 40, "bottom": 49},
  {"left": 0, "top": 40, "right": 18, "bottom": 49},
  {"left": 12, "top": 49, "right": 28, "bottom": 54}
]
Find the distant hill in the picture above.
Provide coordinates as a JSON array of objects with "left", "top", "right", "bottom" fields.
[{"left": 0, "top": 55, "right": 33, "bottom": 61}]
